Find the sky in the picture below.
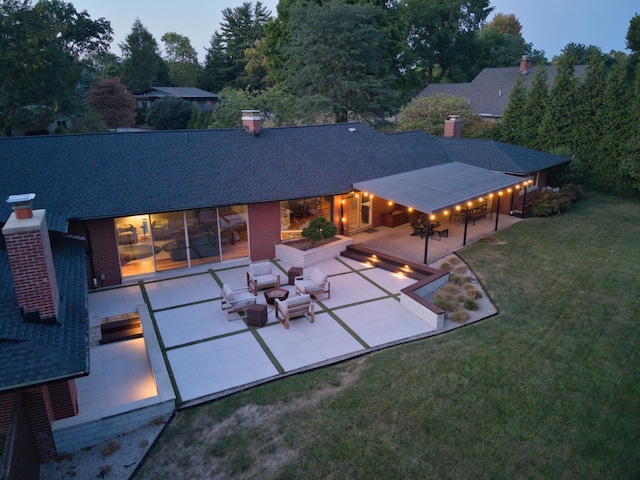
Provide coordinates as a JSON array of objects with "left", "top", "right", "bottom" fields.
[{"left": 71, "top": 0, "right": 638, "bottom": 62}]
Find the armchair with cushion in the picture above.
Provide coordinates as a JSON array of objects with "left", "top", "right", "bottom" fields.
[
  {"left": 247, "top": 262, "right": 281, "bottom": 295},
  {"left": 274, "top": 294, "right": 315, "bottom": 329},
  {"left": 220, "top": 283, "right": 256, "bottom": 320},
  {"left": 294, "top": 268, "right": 330, "bottom": 300}
]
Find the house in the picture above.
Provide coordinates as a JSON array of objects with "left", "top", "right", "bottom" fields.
[
  {"left": 0, "top": 112, "right": 568, "bottom": 288},
  {"left": 133, "top": 86, "right": 219, "bottom": 117},
  {"left": 417, "top": 56, "right": 587, "bottom": 120},
  {"left": 0, "top": 111, "right": 568, "bottom": 464},
  {"left": 0, "top": 195, "right": 88, "bottom": 470}
]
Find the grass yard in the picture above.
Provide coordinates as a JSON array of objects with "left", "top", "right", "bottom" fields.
[{"left": 134, "top": 191, "right": 640, "bottom": 479}]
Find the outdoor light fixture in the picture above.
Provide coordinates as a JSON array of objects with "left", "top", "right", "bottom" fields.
[
  {"left": 408, "top": 207, "right": 413, "bottom": 212},
  {"left": 430, "top": 215, "right": 435, "bottom": 221},
  {"left": 507, "top": 188, "right": 512, "bottom": 193}
]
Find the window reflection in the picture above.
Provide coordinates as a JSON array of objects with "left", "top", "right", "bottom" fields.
[{"left": 280, "top": 197, "right": 332, "bottom": 240}]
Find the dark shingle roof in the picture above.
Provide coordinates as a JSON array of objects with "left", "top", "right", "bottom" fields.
[
  {"left": 0, "top": 123, "right": 568, "bottom": 231},
  {"left": 0, "top": 236, "right": 88, "bottom": 391},
  {"left": 135, "top": 87, "right": 218, "bottom": 99},
  {"left": 417, "top": 65, "right": 587, "bottom": 117}
]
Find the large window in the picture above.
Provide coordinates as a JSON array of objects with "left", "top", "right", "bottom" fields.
[
  {"left": 116, "top": 206, "right": 249, "bottom": 277},
  {"left": 279, "top": 197, "right": 332, "bottom": 240}
]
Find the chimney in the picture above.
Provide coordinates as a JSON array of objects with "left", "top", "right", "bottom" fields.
[
  {"left": 444, "top": 115, "right": 462, "bottom": 139},
  {"left": 519, "top": 55, "right": 533, "bottom": 74},
  {"left": 241, "top": 110, "right": 261, "bottom": 136},
  {"left": 2, "top": 194, "right": 60, "bottom": 325}
]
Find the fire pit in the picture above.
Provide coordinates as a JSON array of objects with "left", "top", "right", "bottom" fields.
[{"left": 264, "top": 288, "right": 289, "bottom": 305}]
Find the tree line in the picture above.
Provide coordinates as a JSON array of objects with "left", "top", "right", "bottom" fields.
[
  {"left": 1, "top": 1, "right": 639, "bottom": 196},
  {"left": 1, "top": 0, "right": 544, "bottom": 134}
]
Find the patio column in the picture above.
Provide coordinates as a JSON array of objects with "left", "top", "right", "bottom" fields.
[
  {"left": 423, "top": 227, "right": 430, "bottom": 264},
  {"left": 462, "top": 204, "right": 470, "bottom": 246},
  {"left": 494, "top": 193, "right": 502, "bottom": 231},
  {"left": 520, "top": 182, "right": 529, "bottom": 218}
]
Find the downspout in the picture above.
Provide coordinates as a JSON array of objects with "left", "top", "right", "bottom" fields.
[{"left": 81, "top": 221, "right": 98, "bottom": 289}]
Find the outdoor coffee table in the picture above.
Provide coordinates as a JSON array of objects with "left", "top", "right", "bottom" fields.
[{"left": 264, "top": 288, "right": 289, "bottom": 305}]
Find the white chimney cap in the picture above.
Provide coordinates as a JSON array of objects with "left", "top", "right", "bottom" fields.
[
  {"left": 6, "top": 193, "right": 36, "bottom": 204},
  {"left": 348, "top": 127, "right": 357, "bottom": 133}
]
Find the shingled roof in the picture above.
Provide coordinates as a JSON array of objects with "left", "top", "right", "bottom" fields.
[
  {"left": 417, "top": 65, "right": 587, "bottom": 118},
  {"left": 134, "top": 86, "right": 218, "bottom": 100},
  {"left": 0, "top": 235, "right": 88, "bottom": 391},
  {"left": 0, "top": 123, "right": 568, "bottom": 232}
]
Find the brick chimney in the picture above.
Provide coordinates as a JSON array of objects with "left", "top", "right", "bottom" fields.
[
  {"left": 519, "top": 55, "right": 533, "bottom": 74},
  {"left": 241, "top": 110, "right": 261, "bottom": 136},
  {"left": 444, "top": 115, "right": 462, "bottom": 138},
  {"left": 2, "top": 194, "right": 60, "bottom": 325}
]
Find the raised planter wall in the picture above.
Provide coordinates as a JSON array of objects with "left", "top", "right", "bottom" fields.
[{"left": 275, "top": 236, "right": 353, "bottom": 268}]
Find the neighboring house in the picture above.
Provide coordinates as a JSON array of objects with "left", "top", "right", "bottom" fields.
[
  {"left": 0, "top": 112, "right": 568, "bottom": 464},
  {"left": 133, "top": 86, "right": 219, "bottom": 117},
  {"left": 417, "top": 56, "right": 587, "bottom": 120}
]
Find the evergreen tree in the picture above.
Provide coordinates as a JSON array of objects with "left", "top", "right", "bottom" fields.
[
  {"left": 594, "top": 60, "right": 634, "bottom": 193},
  {"left": 201, "top": 2, "right": 271, "bottom": 92},
  {"left": 284, "top": 1, "right": 399, "bottom": 123},
  {"left": 519, "top": 68, "right": 549, "bottom": 150},
  {"left": 572, "top": 52, "right": 607, "bottom": 186},
  {"left": 539, "top": 54, "right": 579, "bottom": 152},
  {"left": 120, "top": 19, "right": 168, "bottom": 93},
  {"left": 495, "top": 76, "right": 528, "bottom": 144}
]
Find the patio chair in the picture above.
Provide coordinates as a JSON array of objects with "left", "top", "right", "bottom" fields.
[
  {"left": 294, "top": 268, "right": 330, "bottom": 300},
  {"left": 220, "top": 283, "right": 257, "bottom": 320},
  {"left": 246, "top": 261, "right": 281, "bottom": 295},
  {"left": 274, "top": 294, "right": 315, "bottom": 329},
  {"left": 409, "top": 217, "right": 426, "bottom": 238}
]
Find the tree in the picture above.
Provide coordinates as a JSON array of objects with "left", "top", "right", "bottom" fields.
[
  {"left": 475, "top": 13, "right": 529, "bottom": 71},
  {"left": 120, "top": 19, "right": 169, "bottom": 93},
  {"left": 0, "top": 0, "right": 113, "bottom": 134},
  {"left": 283, "top": 1, "right": 399, "bottom": 123},
  {"left": 85, "top": 78, "right": 136, "bottom": 130},
  {"left": 494, "top": 76, "right": 528, "bottom": 144},
  {"left": 161, "top": 32, "right": 202, "bottom": 86},
  {"left": 402, "top": 0, "right": 493, "bottom": 84},
  {"left": 519, "top": 68, "right": 549, "bottom": 150},
  {"left": 539, "top": 54, "right": 580, "bottom": 153},
  {"left": 201, "top": 2, "right": 271, "bottom": 92},
  {"left": 147, "top": 96, "right": 193, "bottom": 130},
  {"left": 396, "top": 93, "right": 483, "bottom": 136}
]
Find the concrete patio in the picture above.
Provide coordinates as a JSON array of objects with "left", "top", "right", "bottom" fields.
[{"left": 65, "top": 212, "right": 514, "bottom": 453}]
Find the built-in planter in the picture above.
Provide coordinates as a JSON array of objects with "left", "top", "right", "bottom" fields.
[{"left": 275, "top": 235, "right": 353, "bottom": 268}]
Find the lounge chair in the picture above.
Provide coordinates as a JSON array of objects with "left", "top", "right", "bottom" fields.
[
  {"left": 274, "top": 294, "right": 315, "bottom": 329},
  {"left": 294, "top": 268, "right": 330, "bottom": 300},
  {"left": 409, "top": 217, "right": 426, "bottom": 238},
  {"left": 246, "top": 262, "right": 281, "bottom": 295},
  {"left": 220, "top": 283, "right": 256, "bottom": 320}
]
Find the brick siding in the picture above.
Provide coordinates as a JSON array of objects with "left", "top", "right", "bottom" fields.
[{"left": 248, "top": 203, "right": 281, "bottom": 261}]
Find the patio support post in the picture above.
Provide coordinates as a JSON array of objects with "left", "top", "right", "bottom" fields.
[
  {"left": 521, "top": 183, "right": 528, "bottom": 218},
  {"left": 463, "top": 205, "right": 469, "bottom": 246},
  {"left": 509, "top": 189, "right": 515, "bottom": 213},
  {"left": 423, "top": 227, "right": 429, "bottom": 264},
  {"left": 340, "top": 201, "right": 345, "bottom": 235},
  {"left": 494, "top": 194, "right": 501, "bottom": 231}
]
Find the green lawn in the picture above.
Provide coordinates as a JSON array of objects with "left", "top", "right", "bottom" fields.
[{"left": 135, "top": 191, "right": 640, "bottom": 480}]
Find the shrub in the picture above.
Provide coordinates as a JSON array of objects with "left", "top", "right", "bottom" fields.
[
  {"left": 449, "top": 257, "right": 462, "bottom": 265},
  {"left": 453, "top": 265, "right": 468, "bottom": 275},
  {"left": 442, "top": 283, "right": 461, "bottom": 296},
  {"left": 451, "top": 308, "right": 470, "bottom": 323},
  {"left": 433, "top": 295, "right": 457, "bottom": 312},
  {"left": 560, "top": 183, "right": 584, "bottom": 202},
  {"left": 462, "top": 283, "right": 482, "bottom": 299},
  {"left": 531, "top": 191, "right": 571, "bottom": 217},
  {"left": 450, "top": 274, "right": 466, "bottom": 286},
  {"left": 301, "top": 217, "right": 337, "bottom": 243},
  {"left": 464, "top": 298, "right": 479, "bottom": 311},
  {"left": 438, "top": 262, "right": 452, "bottom": 271}
]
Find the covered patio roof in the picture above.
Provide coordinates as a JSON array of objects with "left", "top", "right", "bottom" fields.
[{"left": 353, "top": 162, "right": 529, "bottom": 214}]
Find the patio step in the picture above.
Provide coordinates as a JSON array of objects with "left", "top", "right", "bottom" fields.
[
  {"left": 100, "top": 313, "right": 142, "bottom": 344},
  {"left": 341, "top": 245, "right": 440, "bottom": 280}
]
